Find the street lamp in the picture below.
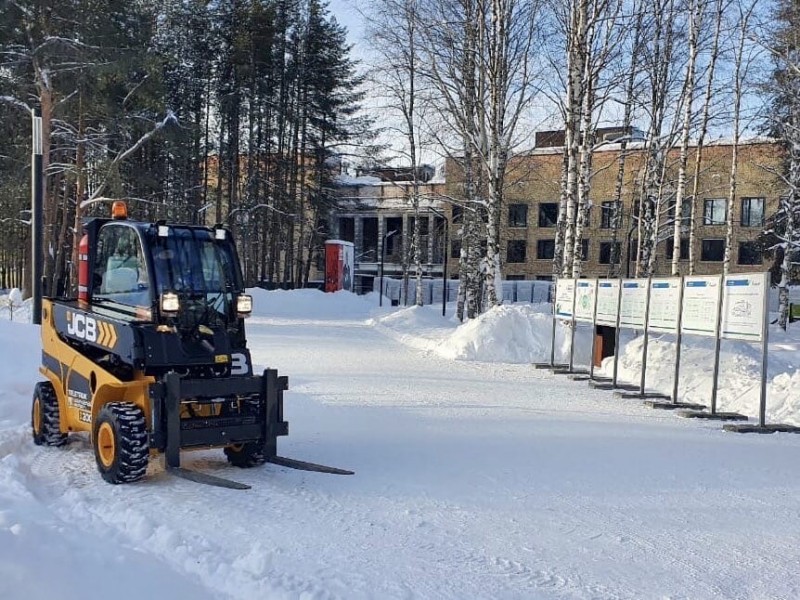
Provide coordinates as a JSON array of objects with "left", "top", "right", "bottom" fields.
[
  {"left": 425, "top": 207, "right": 450, "bottom": 317},
  {"left": 379, "top": 230, "right": 398, "bottom": 307},
  {"left": 31, "top": 107, "right": 43, "bottom": 324}
]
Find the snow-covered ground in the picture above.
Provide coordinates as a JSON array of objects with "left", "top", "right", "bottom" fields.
[{"left": 3, "top": 289, "right": 800, "bottom": 599}]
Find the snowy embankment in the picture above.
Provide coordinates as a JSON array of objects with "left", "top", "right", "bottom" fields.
[
  {"left": 5, "top": 289, "right": 800, "bottom": 598},
  {"left": 367, "top": 294, "right": 800, "bottom": 426}
]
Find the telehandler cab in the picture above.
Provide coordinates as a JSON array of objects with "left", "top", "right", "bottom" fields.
[{"left": 32, "top": 201, "right": 352, "bottom": 489}]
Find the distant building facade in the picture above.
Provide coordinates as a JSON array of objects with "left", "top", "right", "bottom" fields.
[
  {"left": 327, "top": 171, "right": 447, "bottom": 293},
  {"left": 443, "top": 139, "right": 784, "bottom": 280}
]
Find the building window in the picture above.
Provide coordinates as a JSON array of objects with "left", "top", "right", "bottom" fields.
[
  {"left": 667, "top": 198, "right": 693, "bottom": 226},
  {"left": 452, "top": 205, "right": 463, "bottom": 224},
  {"left": 450, "top": 239, "right": 462, "bottom": 259},
  {"left": 507, "top": 240, "right": 527, "bottom": 263},
  {"left": 665, "top": 238, "right": 690, "bottom": 260},
  {"left": 580, "top": 239, "right": 589, "bottom": 261},
  {"left": 629, "top": 240, "right": 638, "bottom": 261},
  {"left": 508, "top": 204, "right": 528, "bottom": 227},
  {"left": 741, "top": 197, "right": 765, "bottom": 228},
  {"left": 538, "top": 203, "right": 558, "bottom": 228},
  {"left": 536, "top": 239, "right": 555, "bottom": 259},
  {"left": 338, "top": 217, "right": 355, "bottom": 243},
  {"left": 600, "top": 201, "right": 620, "bottom": 229},
  {"left": 703, "top": 198, "right": 727, "bottom": 225},
  {"left": 363, "top": 217, "right": 378, "bottom": 260},
  {"left": 506, "top": 274, "right": 525, "bottom": 281},
  {"left": 738, "top": 241, "right": 763, "bottom": 265},
  {"left": 581, "top": 207, "right": 591, "bottom": 227},
  {"left": 701, "top": 239, "right": 725, "bottom": 261},
  {"left": 599, "top": 241, "right": 621, "bottom": 264}
]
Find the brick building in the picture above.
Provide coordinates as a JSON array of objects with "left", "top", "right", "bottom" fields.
[{"left": 443, "top": 139, "right": 784, "bottom": 280}]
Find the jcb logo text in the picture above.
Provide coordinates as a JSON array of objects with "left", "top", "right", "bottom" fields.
[{"left": 67, "top": 313, "right": 97, "bottom": 342}]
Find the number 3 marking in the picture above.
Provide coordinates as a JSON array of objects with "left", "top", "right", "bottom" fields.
[{"left": 231, "top": 353, "right": 249, "bottom": 375}]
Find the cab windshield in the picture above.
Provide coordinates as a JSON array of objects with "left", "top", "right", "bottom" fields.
[{"left": 149, "top": 228, "right": 241, "bottom": 295}]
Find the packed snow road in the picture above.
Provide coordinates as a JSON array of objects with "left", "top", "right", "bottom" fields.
[{"left": 3, "top": 293, "right": 800, "bottom": 600}]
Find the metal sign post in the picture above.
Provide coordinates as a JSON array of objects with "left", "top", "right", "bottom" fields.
[
  {"left": 549, "top": 282, "right": 557, "bottom": 367},
  {"left": 589, "top": 279, "right": 600, "bottom": 380},
  {"left": 638, "top": 277, "right": 653, "bottom": 396},
  {"left": 671, "top": 277, "right": 685, "bottom": 405},
  {"left": 759, "top": 274, "right": 770, "bottom": 428},
  {"left": 567, "top": 280, "right": 578, "bottom": 373},
  {"left": 612, "top": 278, "right": 623, "bottom": 387},
  {"left": 709, "top": 275, "right": 725, "bottom": 415}
]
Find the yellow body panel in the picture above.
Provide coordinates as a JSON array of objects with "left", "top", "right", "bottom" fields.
[{"left": 39, "top": 299, "right": 155, "bottom": 439}]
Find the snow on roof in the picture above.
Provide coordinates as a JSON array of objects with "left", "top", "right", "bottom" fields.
[{"left": 332, "top": 174, "right": 384, "bottom": 186}]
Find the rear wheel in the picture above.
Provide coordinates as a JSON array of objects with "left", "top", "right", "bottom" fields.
[
  {"left": 31, "top": 382, "right": 67, "bottom": 447},
  {"left": 224, "top": 443, "right": 268, "bottom": 468},
  {"left": 93, "top": 402, "right": 149, "bottom": 484}
]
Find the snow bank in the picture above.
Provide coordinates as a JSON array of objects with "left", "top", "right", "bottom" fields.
[
  {"left": 370, "top": 297, "right": 800, "bottom": 425},
  {"left": 0, "top": 290, "right": 31, "bottom": 323},
  {"left": 0, "top": 320, "right": 40, "bottom": 425},
  {"left": 373, "top": 302, "right": 594, "bottom": 364},
  {"left": 597, "top": 327, "right": 800, "bottom": 426}
]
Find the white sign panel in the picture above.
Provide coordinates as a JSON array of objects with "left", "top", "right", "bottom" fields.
[
  {"left": 555, "top": 278, "right": 576, "bottom": 319},
  {"left": 619, "top": 279, "right": 647, "bottom": 328},
  {"left": 721, "top": 273, "right": 768, "bottom": 342},
  {"left": 647, "top": 278, "right": 681, "bottom": 333},
  {"left": 595, "top": 280, "right": 620, "bottom": 326},
  {"left": 681, "top": 275, "right": 721, "bottom": 337},
  {"left": 574, "top": 279, "right": 597, "bottom": 323}
]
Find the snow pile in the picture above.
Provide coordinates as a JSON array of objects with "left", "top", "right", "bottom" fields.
[
  {"left": 0, "top": 320, "right": 40, "bottom": 425},
  {"left": 373, "top": 302, "right": 594, "bottom": 364},
  {"left": 598, "top": 328, "right": 800, "bottom": 426},
  {"left": 438, "top": 304, "right": 554, "bottom": 362},
  {"left": 0, "top": 289, "right": 30, "bottom": 323}
]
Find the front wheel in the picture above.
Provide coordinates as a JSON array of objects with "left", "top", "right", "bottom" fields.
[
  {"left": 224, "top": 443, "right": 268, "bottom": 468},
  {"left": 31, "top": 381, "right": 67, "bottom": 447},
  {"left": 93, "top": 402, "right": 149, "bottom": 484}
]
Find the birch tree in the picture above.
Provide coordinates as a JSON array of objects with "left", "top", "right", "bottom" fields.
[
  {"left": 670, "top": 0, "right": 703, "bottom": 275},
  {"left": 365, "top": 0, "right": 430, "bottom": 305},
  {"left": 418, "top": 0, "right": 484, "bottom": 319},
  {"left": 636, "top": 0, "right": 685, "bottom": 277},
  {"left": 688, "top": 0, "right": 725, "bottom": 275},
  {"left": 723, "top": 0, "right": 759, "bottom": 275},
  {"left": 759, "top": 0, "right": 800, "bottom": 329},
  {"left": 420, "top": 0, "right": 539, "bottom": 311}
]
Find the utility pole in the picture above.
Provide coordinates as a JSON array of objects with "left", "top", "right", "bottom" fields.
[{"left": 31, "top": 107, "right": 44, "bottom": 325}]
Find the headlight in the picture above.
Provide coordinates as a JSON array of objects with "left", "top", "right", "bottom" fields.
[
  {"left": 160, "top": 292, "right": 180, "bottom": 314},
  {"left": 236, "top": 294, "right": 253, "bottom": 317}
]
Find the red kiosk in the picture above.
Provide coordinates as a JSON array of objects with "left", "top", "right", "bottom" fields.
[{"left": 324, "top": 240, "right": 355, "bottom": 293}]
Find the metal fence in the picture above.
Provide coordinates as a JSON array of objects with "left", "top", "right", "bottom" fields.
[{"left": 374, "top": 278, "right": 553, "bottom": 306}]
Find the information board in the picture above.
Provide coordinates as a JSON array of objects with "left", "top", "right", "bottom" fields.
[
  {"left": 721, "top": 273, "right": 768, "bottom": 342},
  {"left": 619, "top": 279, "right": 647, "bottom": 328},
  {"left": 555, "top": 278, "right": 576, "bottom": 319},
  {"left": 595, "top": 280, "right": 620, "bottom": 326},
  {"left": 574, "top": 280, "right": 597, "bottom": 323},
  {"left": 681, "top": 275, "right": 721, "bottom": 337},
  {"left": 647, "top": 278, "right": 681, "bottom": 333}
]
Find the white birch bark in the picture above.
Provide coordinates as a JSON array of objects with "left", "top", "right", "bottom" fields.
[
  {"left": 671, "top": 0, "right": 701, "bottom": 275},
  {"left": 724, "top": 3, "right": 756, "bottom": 275},
  {"left": 688, "top": 0, "right": 724, "bottom": 275}
]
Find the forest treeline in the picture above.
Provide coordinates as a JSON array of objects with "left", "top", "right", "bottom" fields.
[
  {"left": 3, "top": 0, "right": 800, "bottom": 327},
  {"left": 0, "top": 0, "right": 368, "bottom": 294}
]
